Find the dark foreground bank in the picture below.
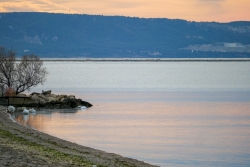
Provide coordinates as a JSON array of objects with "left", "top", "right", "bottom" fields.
[{"left": 0, "top": 106, "right": 157, "bottom": 167}]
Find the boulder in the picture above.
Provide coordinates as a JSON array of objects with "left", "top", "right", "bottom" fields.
[
  {"left": 38, "top": 94, "right": 47, "bottom": 101},
  {"left": 79, "top": 99, "right": 93, "bottom": 108},
  {"left": 47, "top": 97, "right": 57, "bottom": 103},
  {"left": 53, "top": 104, "right": 61, "bottom": 109},
  {"left": 62, "top": 97, "right": 79, "bottom": 108},
  {"left": 60, "top": 97, "right": 66, "bottom": 102},
  {"left": 68, "top": 95, "right": 75, "bottom": 99},
  {"left": 57, "top": 95, "right": 67, "bottom": 101},
  {"left": 30, "top": 92, "right": 40, "bottom": 96},
  {"left": 26, "top": 90, "right": 92, "bottom": 109},
  {"left": 31, "top": 94, "right": 40, "bottom": 101},
  {"left": 43, "top": 103, "right": 53, "bottom": 109},
  {"left": 61, "top": 104, "right": 71, "bottom": 109},
  {"left": 50, "top": 94, "right": 57, "bottom": 98},
  {"left": 42, "top": 90, "right": 52, "bottom": 95},
  {"left": 39, "top": 98, "right": 46, "bottom": 105},
  {"left": 45, "top": 94, "right": 50, "bottom": 97}
]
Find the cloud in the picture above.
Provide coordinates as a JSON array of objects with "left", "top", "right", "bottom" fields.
[
  {"left": 198, "top": 0, "right": 223, "bottom": 1},
  {"left": 0, "top": 0, "right": 249, "bottom": 22},
  {"left": 194, "top": 0, "right": 225, "bottom": 17},
  {"left": 108, "top": 2, "right": 143, "bottom": 9},
  {"left": 0, "top": 0, "right": 70, "bottom": 13}
]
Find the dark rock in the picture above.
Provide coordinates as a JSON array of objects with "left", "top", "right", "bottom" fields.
[
  {"left": 61, "top": 105, "right": 71, "bottom": 109},
  {"left": 57, "top": 95, "right": 67, "bottom": 101},
  {"left": 42, "top": 102, "right": 52, "bottom": 108},
  {"left": 30, "top": 92, "right": 40, "bottom": 96},
  {"left": 24, "top": 91, "right": 92, "bottom": 109},
  {"left": 53, "top": 104, "right": 61, "bottom": 109},
  {"left": 42, "top": 90, "right": 52, "bottom": 95},
  {"left": 80, "top": 100, "right": 93, "bottom": 108},
  {"left": 38, "top": 99, "right": 46, "bottom": 106},
  {"left": 49, "top": 99, "right": 56, "bottom": 104},
  {"left": 63, "top": 98, "right": 79, "bottom": 108}
]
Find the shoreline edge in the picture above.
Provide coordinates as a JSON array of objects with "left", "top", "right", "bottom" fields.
[{"left": 0, "top": 105, "right": 158, "bottom": 167}]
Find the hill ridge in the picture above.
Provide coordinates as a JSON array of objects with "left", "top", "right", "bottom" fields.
[{"left": 0, "top": 12, "right": 250, "bottom": 58}]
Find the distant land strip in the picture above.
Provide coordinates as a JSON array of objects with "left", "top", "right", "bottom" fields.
[{"left": 38, "top": 58, "right": 250, "bottom": 62}]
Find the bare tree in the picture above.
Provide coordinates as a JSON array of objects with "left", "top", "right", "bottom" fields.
[
  {"left": 0, "top": 47, "right": 48, "bottom": 95},
  {"left": 0, "top": 47, "right": 16, "bottom": 89}
]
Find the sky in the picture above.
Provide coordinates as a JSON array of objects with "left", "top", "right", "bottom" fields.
[{"left": 0, "top": 0, "right": 249, "bottom": 22}]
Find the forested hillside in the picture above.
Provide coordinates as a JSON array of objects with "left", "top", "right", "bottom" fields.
[{"left": 0, "top": 12, "right": 250, "bottom": 58}]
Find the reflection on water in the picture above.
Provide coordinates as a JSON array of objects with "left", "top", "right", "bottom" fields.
[
  {"left": 12, "top": 108, "right": 80, "bottom": 129},
  {"left": 12, "top": 92, "right": 250, "bottom": 167}
]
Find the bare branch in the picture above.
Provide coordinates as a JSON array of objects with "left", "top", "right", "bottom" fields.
[{"left": 0, "top": 47, "right": 48, "bottom": 95}]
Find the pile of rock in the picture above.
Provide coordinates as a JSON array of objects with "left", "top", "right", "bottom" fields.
[{"left": 17, "top": 90, "right": 92, "bottom": 109}]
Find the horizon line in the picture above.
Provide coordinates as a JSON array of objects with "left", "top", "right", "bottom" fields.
[
  {"left": 36, "top": 58, "right": 250, "bottom": 62},
  {"left": 1, "top": 11, "right": 249, "bottom": 23}
]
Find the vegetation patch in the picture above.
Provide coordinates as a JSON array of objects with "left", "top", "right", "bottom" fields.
[{"left": 0, "top": 128, "right": 102, "bottom": 167}]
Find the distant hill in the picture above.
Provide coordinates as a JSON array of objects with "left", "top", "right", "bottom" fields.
[{"left": 0, "top": 12, "right": 250, "bottom": 58}]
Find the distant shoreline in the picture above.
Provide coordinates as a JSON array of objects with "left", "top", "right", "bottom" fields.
[{"left": 38, "top": 58, "right": 250, "bottom": 62}]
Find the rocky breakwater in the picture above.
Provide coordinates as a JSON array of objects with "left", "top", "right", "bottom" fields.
[{"left": 18, "top": 90, "right": 92, "bottom": 109}]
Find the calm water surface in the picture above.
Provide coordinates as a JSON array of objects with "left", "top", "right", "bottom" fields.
[
  {"left": 12, "top": 61, "right": 250, "bottom": 166},
  {"left": 29, "top": 61, "right": 250, "bottom": 92}
]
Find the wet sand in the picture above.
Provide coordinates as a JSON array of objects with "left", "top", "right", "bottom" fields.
[{"left": 0, "top": 106, "right": 157, "bottom": 167}]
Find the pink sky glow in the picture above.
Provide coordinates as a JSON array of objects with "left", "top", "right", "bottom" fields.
[{"left": 0, "top": 0, "right": 249, "bottom": 22}]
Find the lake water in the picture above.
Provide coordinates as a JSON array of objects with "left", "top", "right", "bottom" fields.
[{"left": 12, "top": 61, "right": 250, "bottom": 166}]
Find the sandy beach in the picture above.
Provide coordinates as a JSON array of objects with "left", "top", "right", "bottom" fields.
[{"left": 0, "top": 105, "right": 157, "bottom": 167}]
